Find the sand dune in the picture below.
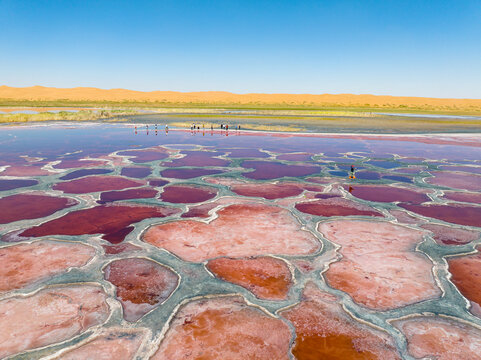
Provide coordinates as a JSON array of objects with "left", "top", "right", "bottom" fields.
[{"left": 1, "top": 85, "right": 481, "bottom": 110}]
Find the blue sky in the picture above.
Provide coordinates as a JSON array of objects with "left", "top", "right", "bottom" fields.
[{"left": 1, "top": 0, "right": 480, "bottom": 98}]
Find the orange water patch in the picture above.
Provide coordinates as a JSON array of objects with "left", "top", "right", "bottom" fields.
[
  {"left": 281, "top": 283, "right": 401, "bottom": 360},
  {"left": 448, "top": 250, "right": 481, "bottom": 317},
  {"left": 152, "top": 296, "right": 291, "bottom": 359},
  {"left": 207, "top": 256, "right": 292, "bottom": 300}
]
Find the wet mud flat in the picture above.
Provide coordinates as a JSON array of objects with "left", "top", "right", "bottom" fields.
[{"left": 0, "top": 123, "right": 480, "bottom": 359}]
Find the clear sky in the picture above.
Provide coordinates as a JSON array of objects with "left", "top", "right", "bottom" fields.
[{"left": 1, "top": 0, "right": 480, "bottom": 98}]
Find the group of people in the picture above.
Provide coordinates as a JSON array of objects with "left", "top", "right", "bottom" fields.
[
  {"left": 220, "top": 124, "right": 241, "bottom": 130},
  {"left": 190, "top": 123, "right": 206, "bottom": 131},
  {"left": 187, "top": 122, "right": 243, "bottom": 137},
  {"left": 134, "top": 123, "right": 356, "bottom": 179},
  {"left": 189, "top": 123, "right": 241, "bottom": 131},
  {"left": 134, "top": 124, "right": 168, "bottom": 135},
  {"left": 136, "top": 122, "right": 242, "bottom": 132}
]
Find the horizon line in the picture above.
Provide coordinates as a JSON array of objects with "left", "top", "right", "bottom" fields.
[{"left": 1, "top": 85, "right": 481, "bottom": 101}]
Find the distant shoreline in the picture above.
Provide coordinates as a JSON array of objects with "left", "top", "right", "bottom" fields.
[
  {"left": 1, "top": 110, "right": 481, "bottom": 135},
  {"left": 1, "top": 122, "right": 480, "bottom": 146}
]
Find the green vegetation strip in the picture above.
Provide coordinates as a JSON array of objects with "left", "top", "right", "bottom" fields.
[
  {"left": 1, "top": 98, "right": 481, "bottom": 115},
  {"left": 0, "top": 110, "right": 140, "bottom": 123}
]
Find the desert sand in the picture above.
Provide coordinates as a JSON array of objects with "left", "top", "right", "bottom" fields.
[{"left": 1, "top": 85, "right": 481, "bottom": 112}]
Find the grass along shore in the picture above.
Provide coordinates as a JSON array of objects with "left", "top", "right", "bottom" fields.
[
  {"left": 0, "top": 109, "right": 140, "bottom": 123},
  {"left": 1, "top": 98, "right": 481, "bottom": 116},
  {"left": 1, "top": 106, "right": 480, "bottom": 133}
]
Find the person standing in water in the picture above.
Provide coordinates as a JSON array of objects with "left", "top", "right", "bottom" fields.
[{"left": 349, "top": 165, "right": 356, "bottom": 179}]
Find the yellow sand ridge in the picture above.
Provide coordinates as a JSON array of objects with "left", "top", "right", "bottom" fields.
[{"left": 1, "top": 85, "right": 481, "bottom": 109}]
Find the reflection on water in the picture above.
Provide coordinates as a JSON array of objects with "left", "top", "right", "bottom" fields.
[
  {"left": 0, "top": 123, "right": 480, "bottom": 359},
  {"left": 376, "top": 112, "right": 481, "bottom": 120},
  {"left": 1, "top": 123, "right": 480, "bottom": 162}
]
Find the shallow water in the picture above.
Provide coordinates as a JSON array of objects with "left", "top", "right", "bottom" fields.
[
  {"left": 376, "top": 112, "right": 481, "bottom": 120},
  {"left": 0, "top": 123, "right": 480, "bottom": 359},
  {"left": 124, "top": 113, "right": 481, "bottom": 134}
]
